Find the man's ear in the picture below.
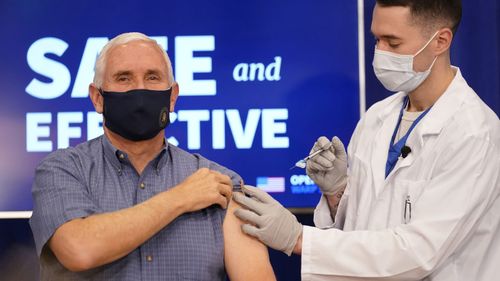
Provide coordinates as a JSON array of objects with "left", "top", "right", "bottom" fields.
[
  {"left": 89, "top": 83, "right": 104, "bottom": 114},
  {"left": 434, "top": 28, "right": 453, "bottom": 56},
  {"left": 170, "top": 82, "right": 179, "bottom": 112}
]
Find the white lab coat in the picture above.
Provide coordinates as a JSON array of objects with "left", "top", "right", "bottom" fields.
[{"left": 302, "top": 68, "right": 500, "bottom": 281}]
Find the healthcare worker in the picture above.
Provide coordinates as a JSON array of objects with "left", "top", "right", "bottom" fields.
[{"left": 233, "top": 0, "right": 500, "bottom": 280}]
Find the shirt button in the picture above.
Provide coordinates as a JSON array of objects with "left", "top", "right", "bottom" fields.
[
  {"left": 146, "top": 255, "right": 153, "bottom": 262},
  {"left": 119, "top": 153, "right": 125, "bottom": 159},
  {"left": 139, "top": 182, "right": 146, "bottom": 189}
]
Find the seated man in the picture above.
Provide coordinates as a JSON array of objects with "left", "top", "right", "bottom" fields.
[{"left": 29, "top": 32, "right": 275, "bottom": 281}]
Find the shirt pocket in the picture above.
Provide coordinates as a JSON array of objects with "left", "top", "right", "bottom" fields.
[{"left": 388, "top": 179, "right": 426, "bottom": 227}]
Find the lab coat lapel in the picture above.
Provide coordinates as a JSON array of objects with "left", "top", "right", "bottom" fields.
[
  {"left": 419, "top": 68, "right": 468, "bottom": 134},
  {"left": 370, "top": 94, "right": 405, "bottom": 195},
  {"left": 386, "top": 128, "right": 423, "bottom": 181},
  {"left": 386, "top": 67, "right": 468, "bottom": 179}
]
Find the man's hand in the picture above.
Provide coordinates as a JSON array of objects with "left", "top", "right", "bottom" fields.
[
  {"left": 232, "top": 185, "right": 302, "bottom": 256},
  {"left": 306, "top": 136, "right": 348, "bottom": 195},
  {"left": 171, "top": 168, "right": 233, "bottom": 212}
]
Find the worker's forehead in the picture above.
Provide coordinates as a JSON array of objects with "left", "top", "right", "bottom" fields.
[{"left": 371, "top": 5, "right": 422, "bottom": 39}]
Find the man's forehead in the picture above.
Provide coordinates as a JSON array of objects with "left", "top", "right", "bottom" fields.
[
  {"left": 105, "top": 40, "right": 167, "bottom": 72},
  {"left": 371, "top": 4, "right": 415, "bottom": 37},
  {"left": 107, "top": 40, "right": 161, "bottom": 58}
]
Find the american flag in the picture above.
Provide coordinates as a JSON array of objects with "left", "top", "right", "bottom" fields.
[{"left": 256, "top": 177, "right": 285, "bottom": 193}]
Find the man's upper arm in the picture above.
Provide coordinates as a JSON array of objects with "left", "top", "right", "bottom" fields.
[
  {"left": 29, "top": 150, "right": 98, "bottom": 256},
  {"left": 223, "top": 200, "right": 276, "bottom": 281},
  {"left": 199, "top": 153, "right": 274, "bottom": 279}
]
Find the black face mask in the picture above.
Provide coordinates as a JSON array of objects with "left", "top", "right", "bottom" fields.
[{"left": 100, "top": 88, "right": 171, "bottom": 141}]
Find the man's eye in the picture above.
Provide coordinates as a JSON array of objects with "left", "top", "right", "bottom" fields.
[{"left": 117, "top": 76, "right": 129, "bottom": 82}]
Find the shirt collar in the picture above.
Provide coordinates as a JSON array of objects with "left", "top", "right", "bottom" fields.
[
  {"left": 154, "top": 143, "right": 169, "bottom": 174},
  {"left": 376, "top": 66, "right": 468, "bottom": 134},
  {"left": 101, "top": 134, "right": 169, "bottom": 174},
  {"left": 417, "top": 66, "right": 469, "bottom": 135},
  {"left": 102, "top": 134, "right": 123, "bottom": 173}
]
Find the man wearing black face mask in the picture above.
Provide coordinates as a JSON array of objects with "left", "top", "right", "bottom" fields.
[
  {"left": 29, "top": 32, "right": 276, "bottom": 281},
  {"left": 98, "top": 87, "right": 172, "bottom": 142}
]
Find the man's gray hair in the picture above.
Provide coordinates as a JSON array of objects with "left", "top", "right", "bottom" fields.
[{"left": 93, "top": 32, "right": 174, "bottom": 88}]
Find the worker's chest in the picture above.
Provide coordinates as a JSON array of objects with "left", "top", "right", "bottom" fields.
[{"left": 343, "top": 128, "right": 442, "bottom": 231}]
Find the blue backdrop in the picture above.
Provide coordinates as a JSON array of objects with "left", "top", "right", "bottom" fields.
[
  {"left": 0, "top": 0, "right": 361, "bottom": 213},
  {"left": 363, "top": 0, "right": 500, "bottom": 113},
  {"left": 0, "top": 0, "right": 498, "bottom": 280}
]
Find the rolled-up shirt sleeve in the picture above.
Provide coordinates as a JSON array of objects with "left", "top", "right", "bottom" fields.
[
  {"left": 193, "top": 153, "right": 243, "bottom": 192},
  {"left": 29, "top": 149, "right": 100, "bottom": 256}
]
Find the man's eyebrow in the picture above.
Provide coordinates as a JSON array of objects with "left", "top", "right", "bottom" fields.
[
  {"left": 145, "top": 69, "right": 164, "bottom": 75},
  {"left": 380, "top": 34, "right": 402, "bottom": 40},
  {"left": 371, "top": 31, "right": 402, "bottom": 40},
  {"left": 112, "top": 70, "right": 132, "bottom": 78}
]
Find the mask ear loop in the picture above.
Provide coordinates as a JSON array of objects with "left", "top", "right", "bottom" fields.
[
  {"left": 425, "top": 56, "right": 439, "bottom": 72},
  {"left": 414, "top": 30, "right": 440, "bottom": 57},
  {"left": 97, "top": 88, "right": 106, "bottom": 114},
  {"left": 412, "top": 30, "right": 440, "bottom": 73}
]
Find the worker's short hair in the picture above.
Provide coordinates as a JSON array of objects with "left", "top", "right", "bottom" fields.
[{"left": 376, "top": 0, "right": 462, "bottom": 35}]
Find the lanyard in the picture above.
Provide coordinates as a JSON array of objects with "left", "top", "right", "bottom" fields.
[{"left": 385, "top": 97, "right": 431, "bottom": 178}]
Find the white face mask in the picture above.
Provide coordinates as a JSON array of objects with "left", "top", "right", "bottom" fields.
[{"left": 373, "top": 31, "right": 439, "bottom": 93}]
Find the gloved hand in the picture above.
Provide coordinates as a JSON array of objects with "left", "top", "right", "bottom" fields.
[
  {"left": 306, "top": 136, "right": 348, "bottom": 195},
  {"left": 232, "top": 185, "right": 302, "bottom": 256}
]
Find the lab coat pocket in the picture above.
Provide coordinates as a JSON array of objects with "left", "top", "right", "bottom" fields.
[{"left": 390, "top": 179, "right": 426, "bottom": 226}]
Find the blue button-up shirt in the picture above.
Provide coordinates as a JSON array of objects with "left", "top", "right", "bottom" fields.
[{"left": 30, "top": 135, "right": 241, "bottom": 281}]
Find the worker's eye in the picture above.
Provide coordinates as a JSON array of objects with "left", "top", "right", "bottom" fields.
[{"left": 387, "top": 40, "right": 402, "bottom": 49}]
